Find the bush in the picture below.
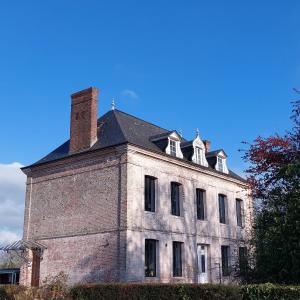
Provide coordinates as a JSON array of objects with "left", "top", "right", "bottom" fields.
[
  {"left": 2, "top": 283, "right": 300, "bottom": 300},
  {"left": 242, "top": 283, "right": 300, "bottom": 300},
  {"left": 70, "top": 284, "right": 243, "bottom": 300},
  {"left": 0, "top": 287, "right": 9, "bottom": 300}
]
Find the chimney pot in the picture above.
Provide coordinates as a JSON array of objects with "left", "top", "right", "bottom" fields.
[{"left": 69, "top": 87, "right": 98, "bottom": 153}]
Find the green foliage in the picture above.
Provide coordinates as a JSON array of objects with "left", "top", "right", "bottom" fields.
[
  {"left": 70, "top": 284, "right": 243, "bottom": 300},
  {"left": 0, "top": 252, "right": 23, "bottom": 269},
  {"left": 2, "top": 283, "right": 300, "bottom": 300},
  {"left": 0, "top": 271, "right": 71, "bottom": 300},
  {"left": 242, "top": 283, "right": 300, "bottom": 300},
  {"left": 243, "top": 99, "right": 300, "bottom": 284},
  {"left": 0, "top": 287, "right": 9, "bottom": 300}
]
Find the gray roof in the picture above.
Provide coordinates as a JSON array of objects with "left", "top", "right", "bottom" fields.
[{"left": 25, "top": 109, "right": 245, "bottom": 182}]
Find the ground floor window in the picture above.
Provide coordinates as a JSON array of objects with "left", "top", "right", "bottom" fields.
[
  {"left": 173, "top": 241, "right": 183, "bottom": 277},
  {"left": 221, "top": 245, "right": 230, "bottom": 276},
  {"left": 145, "top": 239, "right": 157, "bottom": 277}
]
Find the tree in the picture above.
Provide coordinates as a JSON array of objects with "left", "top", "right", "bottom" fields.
[
  {"left": 242, "top": 95, "right": 300, "bottom": 284},
  {"left": 0, "top": 251, "right": 23, "bottom": 269}
]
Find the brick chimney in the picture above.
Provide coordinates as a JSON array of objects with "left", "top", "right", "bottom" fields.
[
  {"left": 203, "top": 140, "right": 211, "bottom": 153},
  {"left": 69, "top": 87, "right": 98, "bottom": 153}
]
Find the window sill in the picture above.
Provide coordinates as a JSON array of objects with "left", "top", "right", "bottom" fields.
[
  {"left": 171, "top": 214, "right": 183, "bottom": 219},
  {"left": 144, "top": 210, "right": 156, "bottom": 214},
  {"left": 197, "top": 219, "right": 208, "bottom": 222}
]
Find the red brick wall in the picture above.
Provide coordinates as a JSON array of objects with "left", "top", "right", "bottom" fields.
[
  {"left": 70, "top": 87, "right": 98, "bottom": 153},
  {"left": 22, "top": 147, "right": 128, "bottom": 285}
]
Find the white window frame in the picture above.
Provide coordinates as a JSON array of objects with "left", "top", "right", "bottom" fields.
[
  {"left": 169, "top": 139, "right": 177, "bottom": 157},
  {"left": 217, "top": 156, "right": 224, "bottom": 172},
  {"left": 195, "top": 147, "right": 204, "bottom": 165}
]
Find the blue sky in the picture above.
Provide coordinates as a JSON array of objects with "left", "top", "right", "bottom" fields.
[
  {"left": 0, "top": 1, "right": 300, "bottom": 170},
  {"left": 0, "top": 1, "right": 299, "bottom": 244}
]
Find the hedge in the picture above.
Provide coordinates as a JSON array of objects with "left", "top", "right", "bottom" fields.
[
  {"left": 1, "top": 283, "right": 300, "bottom": 300},
  {"left": 0, "top": 288, "right": 7, "bottom": 300},
  {"left": 242, "top": 283, "right": 300, "bottom": 300},
  {"left": 70, "top": 284, "right": 242, "bottom": 300},
  {"left": 70, "top": 283, "right": 300, "bottom": 300}
]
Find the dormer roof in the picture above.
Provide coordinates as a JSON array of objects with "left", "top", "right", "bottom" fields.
[{"left": 206, "top": 149, "right": 227, "bottom": 158}]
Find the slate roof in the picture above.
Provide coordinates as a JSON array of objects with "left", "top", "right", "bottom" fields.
[{"left": 27, "top": 109, "right": 246, "bottom": 182}]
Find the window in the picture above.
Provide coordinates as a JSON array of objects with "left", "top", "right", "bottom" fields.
[
  {"left": 195, "top": 147, "right": 204, "bottom": 165},
  {"left": 173, "top": 242, "right": 183, "bottom": 277},
  {"left": 170, "top": 139, "right": 177, "bottom": 157},
  {"left": 221, "top": 245, "right": 230, "bottom": 276},
  {"left": 171, "top": 182, "right": 181, "bottom": 216},
  {"left": 236, "top": 199, "right": 243, "bottom": 227},
  {"left": 217, "top": 156, "right": 224, "bottom": 172},
  {"left": 196, "top": 189, "right": 205, "bottom": 220},
  {"left": 145, "top": 239, "right": 157, "bottom": 277},
  {"left": 145, "top": 176, "right": 156, "bottom": 212},
  {"left": 218, "top": 194, "right": 226, "bottom": 224},
  {"left": 200, "top": 245, "right": 206, "bottom": 273},
  {"left": 239, "top": 247, "right": 248, "bottom": 273}
]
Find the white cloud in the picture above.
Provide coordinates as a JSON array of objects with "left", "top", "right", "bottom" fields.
[
  {"left": 121, "top": 89, "right": 139, "bottom": 100},
  {"left": 0, "top": 230, "right": 20, "bottom": 246},
  {"left": 0, "top": 162, "right": 26, "bottom": 246}
]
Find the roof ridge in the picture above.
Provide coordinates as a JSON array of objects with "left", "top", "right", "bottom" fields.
[
  {"left": 113, "top": 109, "right": 170, "bottom": 132},
  {"left": 110, "top": 110, "right": 128, "bottom": 141}
]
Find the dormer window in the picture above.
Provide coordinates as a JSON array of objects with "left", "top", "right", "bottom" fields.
[
  {"left": 170, "top": 139, "right": 177, "bottom": 157},
  {"left": 195, "top": 147, "right": 204, "bottom": 165},
  {"left": 188, "top": 133, "right": 208, "bottom": 167},
  {"left": 217, "top": 156, "right": 224, "bottom": 172},
  {"left": 206, "top": 150, "right": 229, "bottom": 174}
]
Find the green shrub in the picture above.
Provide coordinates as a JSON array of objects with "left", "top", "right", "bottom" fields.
[
  {"left": 2, "top": 283, "right": 300, "bottom": 300},
  {"left": 70, "top": 283, "right": 243, "bottom": 300},
  {"left": 0, "top": 287, "right": 9, "bottom": 300},
  {"left": 242, "top": 283, "right": 300, "bottom": 300}
]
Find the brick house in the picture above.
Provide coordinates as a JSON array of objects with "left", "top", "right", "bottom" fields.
[{"left": 20, "top": 87, "right": 252, "bottom": 286}]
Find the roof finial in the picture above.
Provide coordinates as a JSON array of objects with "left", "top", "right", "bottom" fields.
[
  {"left": 196, "top": 128, "right": 200, "bottom": 137},
  {"left": 179, "top": 129, "right": 183, "bottom": 138},
  {"left": 111, "top": 98, "right": 116, "bottom": 110}
]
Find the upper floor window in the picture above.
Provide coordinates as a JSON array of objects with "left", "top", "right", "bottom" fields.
[
  {"left": 195, "top": 147, "right": 204, "bottom": 165},
  {"left": 170, "top": 139, "right": 177, "bottom": 157},
  {"left": 145, "top": 176, "right": 156, "bottom": 212},
  {"left": 196, "top": 189, "right": 205, "bottom": 220},
  {"left": 221, "top": 245, "right": 230, "bottom": 276},
  {"left": 236, "top": 199, "right": 243, "bottom": 227},
  {"left": 173, "top": 241, "right": 183, "bottom": 277},
  {"left": 217, "top": 156, "right": 224, "bottom": 172},
  {"left": 171, "top": 182, "right": 181, "bottom": 216},
  {"left": 145, "top": 239, "right": 157, "bottom": 277},
  {"left": 218, "top": 194, "right": 227, "bottom": 224}
]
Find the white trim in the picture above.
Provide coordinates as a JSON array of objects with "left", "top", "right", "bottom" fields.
[
  {"left": 165, "top": 132, "right": 183, "bottom": 159},
  {"left": 216, "top": 152, "right": 229, "bottom": 174},
  {"left": 191, "top": 136, "right": 208, "bottom": 167}
]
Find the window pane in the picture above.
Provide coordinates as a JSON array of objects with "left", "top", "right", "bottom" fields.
[
  {"left": 173, "top": 242, "right": 182, "bottom": 277},
  {"left": 171, "top": 182, "right": 180, "bottom": 216},
  {"left": 236, "top": 199, "right": 242, "bottom": 227},
  {"left": 218, "top": 157, "right": 223, "bottom": 172},
  {"left": 219, "top": 195, "right": 226, "bottom": 224},
  {"left": 145, "top": 239, "right": 157, "bottom": 277},
  {"left": 239, "top": 247, "right": 247, "bottom": 273},
  {"left": 221, "top": 246, "right": 229, "bottom": 276},
  {"left": 145, "top": 176, "right": 155, "bottom": 212},
  {"left": 170, "top": 140, "right": 177, "bottom": 156},
  {"left": 201, "top": 254, "right": 206, "bottom": 273},
  {"left": 196, "top": 189, "right": 205, "bottom": 220}
]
